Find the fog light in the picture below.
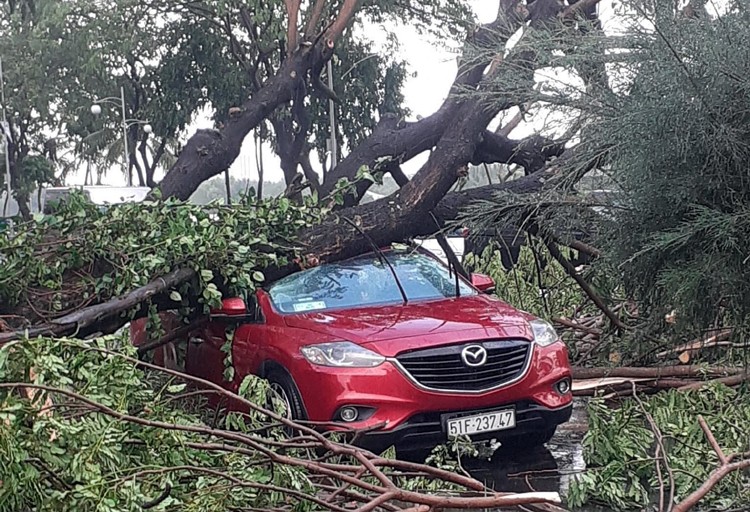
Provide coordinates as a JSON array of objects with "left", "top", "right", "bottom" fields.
[
  {"left": 340, "top": 407, "right": 359, "bottom": 422},
  {"left": 556, "top": 378, "right": 571, "bottom": 394}
]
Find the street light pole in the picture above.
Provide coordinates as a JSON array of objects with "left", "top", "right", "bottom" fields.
[
  {"left": 120, "top": 86, "right": 131, "bottom": 187},
  {"left": 1, "top": 57, "right": 12, "bottom": 216}
]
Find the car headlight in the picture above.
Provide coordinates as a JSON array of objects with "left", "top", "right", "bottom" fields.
[
  {"left": 530, "top": 319, "right": 559, "bottom": 347},
  {"left": 301, "top": 342, "right": 385, "bottom": 368}
]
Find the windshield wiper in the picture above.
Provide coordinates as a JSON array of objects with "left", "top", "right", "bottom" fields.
[{"left": 341, "top": 216, "right": 408, "bottom": 306}]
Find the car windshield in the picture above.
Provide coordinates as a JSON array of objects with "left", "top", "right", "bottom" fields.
[{"left": 268, "top": 251, "right": 476, "bottom": 313}]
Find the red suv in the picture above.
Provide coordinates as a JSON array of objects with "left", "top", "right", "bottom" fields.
[{"left": 184, "top": 248, "right": 572, "bottom": 455}]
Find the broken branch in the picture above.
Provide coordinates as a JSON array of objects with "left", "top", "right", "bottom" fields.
[
  {"left": 571, "top": 365, "right": 742, "bottom": 380},
  {"left": 0, "top": 268, "right": 196, "bottom": 344},
  {"left": 672, "top": 416, "right": 750, "bottom": 512}
]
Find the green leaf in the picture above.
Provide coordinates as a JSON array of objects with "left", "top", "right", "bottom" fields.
[
  {"left": 252, "top": 271, "right": 265, "bottom": 282},
  {"left": 167, "top": 383, "right": 186, "bottom": 393},
  {"left": 169, "top": 291, "right": 182, "bottom": 302},
  {"left": 223, "top": 366, "right": 235, "bottom": 382}
]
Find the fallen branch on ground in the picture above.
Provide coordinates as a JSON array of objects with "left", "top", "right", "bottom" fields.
[
  {"left": 2, "top": 336, "right": 562, "bottom": 511},
  {"left": 571, "top": 365, "right": 742, "bottom": 380},
  {"left": 0, "top": 268, "right": 196, "bottom": 344}
]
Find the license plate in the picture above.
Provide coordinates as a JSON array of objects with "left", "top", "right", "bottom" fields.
[{"left": 445, "top": 409, "right": 516, "bottom": 437}]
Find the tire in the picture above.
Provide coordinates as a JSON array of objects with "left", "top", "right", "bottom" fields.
[
  {"left": 527, "top": 427, "right": 557, "bottom": 447},
  {"left": 265, "top": 369, "right": 307, "bottom": 422},
  {"left": 489, "top": 429, "right": 557, "bottom": 463}
]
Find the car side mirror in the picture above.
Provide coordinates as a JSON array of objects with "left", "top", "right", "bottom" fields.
[
  {"left": 471, "top": 273, "right": 496, "bottom": 294},
  {"left": 210, "top": 296, "right": 261, "bottom": 322}
]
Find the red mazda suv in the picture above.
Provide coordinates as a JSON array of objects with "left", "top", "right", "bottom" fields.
[{"left": 184, "top": 248, "right": 573, "bottom": 454}]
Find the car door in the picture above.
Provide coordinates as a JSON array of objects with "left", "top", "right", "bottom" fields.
[
  {"left": 185, "top": 294, "right": 265, "bottom": 393},
  {"left": 229, "top": 294, "right": 268, "bottom": 388}
]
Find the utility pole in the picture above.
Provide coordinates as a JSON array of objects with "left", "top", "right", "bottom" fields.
[
  {"left": 327, "top": 60, "right": 337, "bottom": 175},
  {"left": 1, "top": 57, "right": 12, "bottom": 216}
]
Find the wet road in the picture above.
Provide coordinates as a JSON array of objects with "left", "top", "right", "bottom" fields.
[{"left": 461, "top": 399, "right": 592, "bottom": 509}]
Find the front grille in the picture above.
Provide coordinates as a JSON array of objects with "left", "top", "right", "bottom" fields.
[{"left": 395, "top": 340, "right": 531, "bottom": 392}]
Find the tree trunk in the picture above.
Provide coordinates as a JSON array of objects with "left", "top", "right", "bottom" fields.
[
  {"left": 132, "top": 157, "right": 145, "bottom": 188},
  {"left": 146, "top": 138, "right": 167, "bottom": 188},
  {"left": 8, "top": 150, "right": 31, "bottom": 220}
]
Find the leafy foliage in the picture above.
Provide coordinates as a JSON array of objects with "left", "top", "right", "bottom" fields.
[
  {"left": 0, "top": 335, "right": 315, "bottom": 511},
  {"left": 0, "top": 191, "right": 324, "bottom": 323},
  {"left": 569, "top": 384, "right": 750, "bottom": 510},
  {"left": 585, "top": 1, "right": 750, "bottom": 334}
]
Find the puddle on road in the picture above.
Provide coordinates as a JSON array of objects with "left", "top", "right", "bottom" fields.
[{"left": 458, "top": 399, "right": 600, "bottom": 511}]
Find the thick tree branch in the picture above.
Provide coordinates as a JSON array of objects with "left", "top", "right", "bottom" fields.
[
  {"left": 284, "top": 0, "right": 301, "bottom": 52},
  {"left": 156, "top": 45, "right": 319, "bottom": 200},
  {"left": 304, "top": 0, "right": 327, "bottom": 35},
  {"left": 327, "top": 0, "right": 360, "bottom": 41},
  {"left": 472, "top": 132, "right": 566, "bottom": 174},
  {"left": 319, "top": 2, "right": 528, "bottom": 206},
  {"left": 0, "top": 268, "right": 195, "bottom": 344}
]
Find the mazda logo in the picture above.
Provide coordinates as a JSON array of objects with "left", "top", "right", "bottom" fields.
[{"left": 461, "top": 345, "right": 487, "bottom": 367}]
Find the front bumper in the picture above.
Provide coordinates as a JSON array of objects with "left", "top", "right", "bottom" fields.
[
  {"left": 357, "top": 401, "right": 573, "bottom": 454},
  {"left": 292, "top": 340, "right": 573, "bottom": 441}
]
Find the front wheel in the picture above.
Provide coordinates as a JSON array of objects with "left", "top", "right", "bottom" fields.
[
  {"left": 265, "top": 370, "right": 307, "bottom": 422},
  {"left": 526, "top": 427, "right": 557, "bottom": 447}
]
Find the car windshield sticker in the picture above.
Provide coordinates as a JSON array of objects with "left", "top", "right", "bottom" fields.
[{"left": 293, "top": 301, "right": 327, "bottom": 312}]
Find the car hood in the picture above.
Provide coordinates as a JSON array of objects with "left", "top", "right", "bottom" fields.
[{"left": 282, "top": 295, "right": 534, "bottom": 357}]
